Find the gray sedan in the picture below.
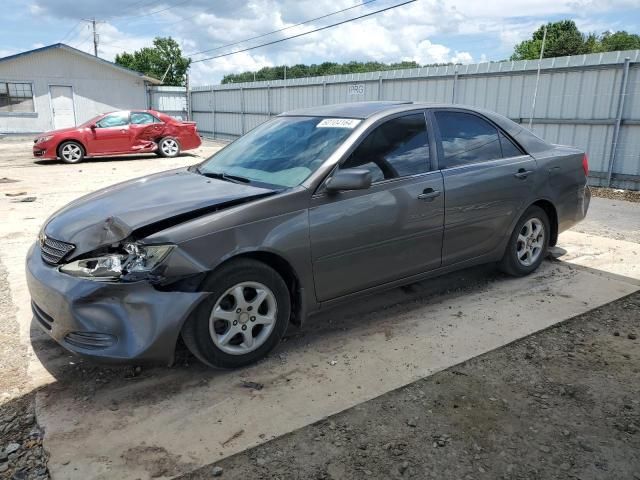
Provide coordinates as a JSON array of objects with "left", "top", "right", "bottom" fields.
[{"left": 26, "top": 101, "right": 591, "bottom": 368}]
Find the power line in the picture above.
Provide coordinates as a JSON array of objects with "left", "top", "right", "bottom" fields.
[
  {"left": 192, "top": 0, "right": 417, "bottom": 64},
  {"left": 113, "top": 0, "right": 160, "bottom": 18},
  {"left": 58, "top": 21, "right": 83, "bottom": 43},
  {"left": 186, "top": 0, "right": 380, "bottom": 57},
  {"left": 116, "top": 0, "right": 191, "bottom": 23}
]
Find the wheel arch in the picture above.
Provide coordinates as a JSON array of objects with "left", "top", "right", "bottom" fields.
[
  {"left": 530, "top": 199, "right": 558, "bottom": 246},
  {"left": 203, "top": 250, "right": 305, "bottom": 326}
]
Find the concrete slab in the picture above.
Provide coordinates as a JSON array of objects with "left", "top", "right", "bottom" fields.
[{"left": 37, "top": 239, "right": 638, "bottom": 479}]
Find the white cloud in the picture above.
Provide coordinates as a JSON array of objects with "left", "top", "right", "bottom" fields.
[
  {"left": 17, "top": 0, "right": 640, "bottom": 84},
  {"left": 28, "top": 3, "right": 44, "bottom": 15}
]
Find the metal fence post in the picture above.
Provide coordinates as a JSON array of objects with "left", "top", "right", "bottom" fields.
[
  {"left": 240, "top": 87, "right": 245, "bottom": 135},
  {"left": 186, "top": 74, "right": 191, "bottom": 120},
  {"left": 267, "top": 83, "right": 271, "bottom": 117},
  {"left": 322, "top": 80, "right": 327, "bottom": 105},
  {"left": 212, "top": 88, "right": 216, "bottom": 139},
  {"left": 452, "top": 66, "right": 458, "bottom": 103},
  {"left": 378, "top": 73, "right": 383, "bottom": 100},
  {"left": 607, "top": 57, "right": 631, "bottom": 187}
]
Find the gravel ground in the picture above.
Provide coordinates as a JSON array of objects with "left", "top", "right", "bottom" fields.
[
  {"left": 0, "top": 260, "right": 48, "bottom": 480},
  {"left": 182, "top": 291, "right": 640, "bottom": 480},
  {"left": 590, "top": 186, "right": 640, "bottom": 203}
]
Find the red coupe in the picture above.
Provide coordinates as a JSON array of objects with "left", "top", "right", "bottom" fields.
[{"left": 33, "top": 110, "right": 201, "bottom": 164}]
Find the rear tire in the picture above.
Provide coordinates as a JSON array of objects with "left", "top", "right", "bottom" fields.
[
  {"left": 499, "top": 205, "right": 550, "bottom": 277},
  {"left": 157, "top": 137, "right": 181, "bottom": 158},
  {"left": 181, "top": 259, "right": 291, "bottom": 369},
  {"left": 58, "top": 141, "right": 85, "bottom": 164}
]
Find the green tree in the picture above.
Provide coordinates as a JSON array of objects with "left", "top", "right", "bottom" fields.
[
  {"left": 115, "top": 37, "right": 191, "bottom": 86},
  {"left": 221, "top": 60, "right": 441, "bottom": 84},
  {"left": 511, "top": 20, "right": 588, "bottom": 60},
  {"left": 598, "top": 31, "right": 640, "bottom": 51},
  {"left": 511, "top": 21, "right": 640, "bottom": 61}
]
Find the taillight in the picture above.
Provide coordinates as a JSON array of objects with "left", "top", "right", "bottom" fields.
[{"left": 582, "top": 153, "right": 589, "bottom": 176}]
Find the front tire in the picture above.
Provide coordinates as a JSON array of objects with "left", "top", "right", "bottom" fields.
[
  {"left": 157, "top": 137, "right": 181, "bottom": 158},
  {"left": 181, "top": 259, "right": 291, "bottom": 369},
  {"left": 499, "top": 206, "right": 550, "bottom": 277},
  {"left": 58, "top": 141, "right": 85, "bottom": 164}
]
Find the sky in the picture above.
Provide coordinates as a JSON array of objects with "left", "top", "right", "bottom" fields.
[{"left": 1, "top": 0, "right": 640, "bottom": 86}]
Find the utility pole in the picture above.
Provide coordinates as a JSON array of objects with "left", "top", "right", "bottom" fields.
[
  {"left": 528, "top": 24, "right": 548, "bottom": 129},
  {"left": 82, "top": 18, "right": 103, "bottom": 56}
]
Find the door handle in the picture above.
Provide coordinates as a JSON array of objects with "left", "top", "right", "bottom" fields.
[
  {"left": 417, "top": 188, "right": 441, "bottom": 201},
  {"left": 514, "top": 168, "right": 533, "bottom": 179}
]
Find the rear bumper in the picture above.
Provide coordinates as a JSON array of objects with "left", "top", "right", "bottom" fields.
[
  {"left": 26, "top": 243, "right": 206, "bottom": 365},
  {"left": 558, "top": 185, "right": 591, "bottom": 234},
  {"left": 178, "top": 133, "right": 202, "bottom": 151}
]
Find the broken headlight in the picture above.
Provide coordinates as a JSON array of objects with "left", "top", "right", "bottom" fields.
[{"left": 59, "top": 243, "right": 174, "bottom": 281}]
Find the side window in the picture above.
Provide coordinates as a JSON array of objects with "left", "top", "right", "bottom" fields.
[
  {"left": 435, "top": 111, "right": 502, "bottom": 168},
  {"left": 131, "top": 112, "right": 159, "bottom": 125},
  {"left": 499, "top": 131, "right": 524, "bottom": 158},
  {"left": 96, "top": 112, "right": 129, "bottom": 128},
  {"left": 341, "top": 113, "right": 430, "bottom": 182}
]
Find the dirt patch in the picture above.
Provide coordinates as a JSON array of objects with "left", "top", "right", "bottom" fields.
[
  {"left": 591, "top": 186, "right": 640, "bottom": 203},
  {"left": 181, "top": 291, "right": 640, "bottom": 480},
  {"left": 122, "top": 445, "right": 195, "bottom": 478}
]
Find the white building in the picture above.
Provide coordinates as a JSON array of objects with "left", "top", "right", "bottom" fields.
[{"left": 0, "top": 43, "right": 161, "bottom": 134}]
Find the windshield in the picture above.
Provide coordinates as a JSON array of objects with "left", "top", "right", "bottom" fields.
[
  {"left": 79, "top": 114, "right": 107, "bottom": 127},
  {"left": 197, "top": 116, "right": 359, "bottom": 188}
]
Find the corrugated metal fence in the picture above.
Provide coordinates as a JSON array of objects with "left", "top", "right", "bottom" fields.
[
  {"left": 188, "top": 49, "right": 640, "bottom": 190},
  {"left": 149, "top": 86, "right": 188, "bottom": 120}
]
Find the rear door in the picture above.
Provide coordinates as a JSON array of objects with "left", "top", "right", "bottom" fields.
[
  {"left": 129, "top": 111, "right": 165, "bottom": 142},
  {"left": 88, "top": 112, "right": 132, "bottom": 153},
  {"left": 431, "top": 109, "right": 536, "bottom": 266},
  {"left": 309, "top": 111, "right": 444, "bottom": 301}
]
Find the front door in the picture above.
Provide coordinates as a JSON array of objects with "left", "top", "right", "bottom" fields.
[
  {"left": 49, "top": 85, "right": 75, "bottom": 129},
  {"left": 88, "top": 112, "right": 132, "bottom": 153},
  {"left": 309, "top": 112, "right": 444, "bottom": 302},
  {"left": 432, "top": 109, "right": 537, "bottom": 266}
]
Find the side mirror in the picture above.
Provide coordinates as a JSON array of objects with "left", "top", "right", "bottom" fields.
[
  {"left": 325, "top": 168, "right": 372, "bottom": 192},
  {"left": 89, "top": 124, "right": 97, "bottom": 129}
]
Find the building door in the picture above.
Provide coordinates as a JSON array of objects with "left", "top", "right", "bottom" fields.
[{"left": 49, "top": 86, "right": 76, "bottom": 129}]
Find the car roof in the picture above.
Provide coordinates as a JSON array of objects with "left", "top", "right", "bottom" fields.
[
  {"left": 282, "top": 101, "right": 415, "bottom": 119},
  {"left": 282, "top": 101, "right": 552, "bottom": 154}
]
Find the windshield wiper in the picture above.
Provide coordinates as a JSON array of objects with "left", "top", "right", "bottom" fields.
[{"left": 198, "top": 170, "right": 251, "bottom": 184}]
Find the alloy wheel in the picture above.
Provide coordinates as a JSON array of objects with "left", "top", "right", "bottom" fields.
[
  {"left": 516, "top": 217, "right": 545, "bottom": 267},
  {"left": 209, "top": 281, "right": 277, "bottom": 355},
  {"left": 161, "top": 139, "right": 179, "bottom": 156},
  {"left": 61, "top": 143, "right": 82, "bottom": 162}
]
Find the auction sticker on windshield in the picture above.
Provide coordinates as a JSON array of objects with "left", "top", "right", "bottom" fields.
[{"left": 316, "top": 118, "right": 362, "bottom": 128}]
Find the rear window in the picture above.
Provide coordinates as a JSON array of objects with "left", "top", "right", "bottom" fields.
[{"left": 435, "top": 111, "right": 502, "bottom": 167}]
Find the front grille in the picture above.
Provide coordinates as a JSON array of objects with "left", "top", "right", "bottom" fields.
[
  {"left": 64, "top": 332, "right": 116, "bottom": 350},
  {"left": 40, "top": 236, "right": 75, "bottom": 265},
  {"left": 32, "top": 301, "right": 53, "bottom": 330}
]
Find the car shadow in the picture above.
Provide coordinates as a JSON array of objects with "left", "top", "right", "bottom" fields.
[
  {"left": 29, "top": 263, "right": 502, "bottom": 395},
  {"left": 33, "top": 152, "right": 200, "bottom": 166}
]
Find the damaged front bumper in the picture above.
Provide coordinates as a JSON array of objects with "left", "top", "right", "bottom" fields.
[{"left": 26, "top": 243, "right": 207, "bottom": 365}]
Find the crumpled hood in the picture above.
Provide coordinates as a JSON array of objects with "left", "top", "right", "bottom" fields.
[{"left": 44, "top": 168, "right": 275, "bottom": 256}]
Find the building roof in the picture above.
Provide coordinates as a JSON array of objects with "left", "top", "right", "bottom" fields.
[
  {"left": 283, "top": 101, "right": 414, "bottom": 119},
  {"left": 0, "top": 43, "right": 162, "bottom": 84}
]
